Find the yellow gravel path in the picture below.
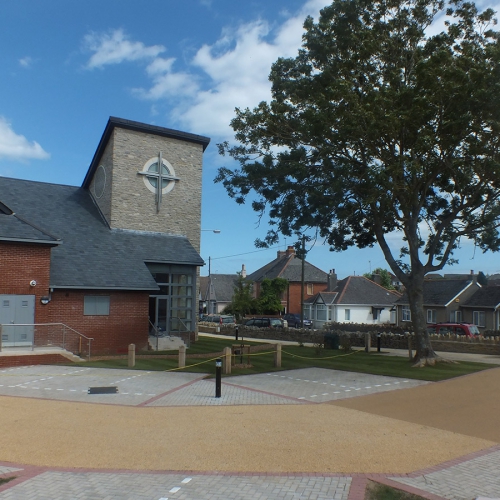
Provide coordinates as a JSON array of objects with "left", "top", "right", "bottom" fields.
[{"left": 0, "top": 395, "right": 494, "bottom": 473}]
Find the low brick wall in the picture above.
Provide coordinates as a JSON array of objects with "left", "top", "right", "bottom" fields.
[{"left": 0, "top": 354, "right": 70, "bottom": 368}]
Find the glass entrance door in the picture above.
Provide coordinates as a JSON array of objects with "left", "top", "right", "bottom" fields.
[{"left": 149, "top": 296, "right": 169, "bottom": 336}]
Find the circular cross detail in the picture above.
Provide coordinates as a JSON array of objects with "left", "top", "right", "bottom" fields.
[{"left": 141, "top": 157, "right": 178, "bottom": 195}]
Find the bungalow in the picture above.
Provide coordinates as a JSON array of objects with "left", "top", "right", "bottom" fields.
[
  {"left": 461, "top": 286, "right": 500, "bottom": 331},
  {"left": 395, "top": 278, "right": 480, "bottom": 327},
  {"left": 304, "top": 275, "right": 401, "bottom": 329}
]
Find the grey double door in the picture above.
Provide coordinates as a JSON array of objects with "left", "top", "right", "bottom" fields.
[{"left": 0, "top": 295, "right": 35, "bottom": 346}]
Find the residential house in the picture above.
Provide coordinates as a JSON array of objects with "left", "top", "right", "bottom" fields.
[
  {"left": 304, "top": 275, "right": 401, "bottom": 329},
  {"left": 461, "top": 286, "right": 500, "bottom": 331},
  {"left": 395, "top": 278, "right": 480, "bottom": 327},
  {"left": 247, "top": 246, "right": 328, "bottom": 314},
  {"left": 0, "top": 117, "right": 209, "bottom": 355},
  {"left": 199, "top": 274, "right": 238, "bottom": 314}
]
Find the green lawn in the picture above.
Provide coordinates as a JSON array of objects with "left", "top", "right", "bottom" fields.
[
  {"left": 79, "top": 338, "right": 495, "bottom": 382},
  {"left": 365, "top": 482, "right": 425, "bottom": 500}
]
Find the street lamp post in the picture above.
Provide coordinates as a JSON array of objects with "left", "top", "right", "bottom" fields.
[{"left": 202, "top": 229, "right": 221, "bottom": 315}]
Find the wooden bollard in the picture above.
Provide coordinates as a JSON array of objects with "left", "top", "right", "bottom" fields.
[
  {"left": 223, "top": 346, "right": 231, "bottom": 375},
  {"left": 364, "top": 333, "right": 371, "bottom": 353},
  {"left": 178, "top": 345, "right": 186, "bottom": 368},
  {"left": 275, "top": 344, "right": 282, "bottom": 368},
  {"left": 128, "top": 343, "right": 135, "bottom": 368}
]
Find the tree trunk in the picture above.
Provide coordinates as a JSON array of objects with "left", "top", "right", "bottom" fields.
[{"left": 406, "top": 277, "right": 438, "bottom": 367}]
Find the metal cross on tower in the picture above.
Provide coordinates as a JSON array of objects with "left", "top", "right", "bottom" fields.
[{"left": 137, "top": 152, "right": 180, "bottom": 213}]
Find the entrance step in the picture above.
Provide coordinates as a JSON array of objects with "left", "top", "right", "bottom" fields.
[{"left": 148, "top": 335, "right": 185, "bottom": 351}]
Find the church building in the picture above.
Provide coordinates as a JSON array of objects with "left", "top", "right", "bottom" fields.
[{"left": 0, "top": 117, "right": 209, "bottom": 356}]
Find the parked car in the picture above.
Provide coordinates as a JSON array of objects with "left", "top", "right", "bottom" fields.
[
  {"left": 244, "top": 317, "right": 285, "bottom": 328},
  {"left": 427, "top": 323, "right": 479, "bottom": 337},
  {"left": 201, "top": 314, "right": 236, "bottom": 325},
  {"left": 283, "top": 313, "right": 312, "bottom": 328}
]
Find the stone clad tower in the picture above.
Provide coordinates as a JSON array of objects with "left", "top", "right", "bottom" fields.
[{"left": 83, "top": 117, "right": 210, "bottom": 253}]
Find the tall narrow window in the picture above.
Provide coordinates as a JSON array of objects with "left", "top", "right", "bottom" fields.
[
  {"left": 473, "top": 311, "right": 485, "bottom": 327},
  {"left": 345, "top": 309, "right": 350, "bottom": 321},
  {"left": 402, "top": 307, "right": 411, "bottom": 322},
  {"left": 426, "top": 309, "right": 436, "bottom": 323}
]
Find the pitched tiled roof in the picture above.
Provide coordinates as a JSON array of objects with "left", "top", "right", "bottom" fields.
[
  {"left": 0, "top": 177, "right": 203, "bottom": 290},
  {"left": 247, "top": 253, "right": 327, "bottom": 283},
  {"left": 396, "top": 279, "right": 474, "bottom": 306},
  {"left": 200, "top": 274, "right": 238, "bottom": 302},
  {"left": 0, "top": 211, "right": 60, "bottom": 245},
  {"left": 305, "top": 276, "right": 400, "bottom": 306},
  {"left": 462, "top": 286, "right": 500, "bottom": 308}
]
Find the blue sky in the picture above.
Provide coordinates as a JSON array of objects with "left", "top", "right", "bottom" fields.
[{"left": 1, "top": 0, "right": 499, "bottom": 279}]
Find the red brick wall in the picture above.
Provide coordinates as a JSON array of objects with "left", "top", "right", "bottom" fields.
[
  {"left": 0, "top": 242, "right": 52, "bottom": 324},
  {"left": 286, "top": 282, "right": 328, "bottom": 314},
  {"left": 0, "top": 242, "right": 150, "bottom": 355},
  {"left": 47, "top": 290, "right": 150, "bottom": 355},
  {"left": 0, "top": 354, "right": 69, "bottom": 368}
]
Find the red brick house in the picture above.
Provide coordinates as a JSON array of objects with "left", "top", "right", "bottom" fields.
[
  {"left": 247, "top": 246, "right": 330, "bottom": 314},
  {"left": 0, "top": 117, "right": 209, "bottom": 356}
]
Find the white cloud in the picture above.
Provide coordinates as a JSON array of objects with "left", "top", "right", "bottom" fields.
[
  {"left": 0, "top": 117, "right": 50, "bottom": 161},
  {"left": 84, "top": 29, "right": 165, "bottom": 69},
  {"left": 19, "top": 56, "right": 33, "bottom": 68},
  {"left": 82, "top": 0, "right": 325, "bottom": 137}
]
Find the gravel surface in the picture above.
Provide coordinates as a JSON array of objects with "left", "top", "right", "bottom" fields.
[{"left": 0, "top": 395, "right": 494, "bottom": 474}]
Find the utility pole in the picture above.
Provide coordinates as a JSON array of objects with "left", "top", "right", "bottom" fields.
[{"left": 300, "top": 235, "right": 305, "bottom": 328}]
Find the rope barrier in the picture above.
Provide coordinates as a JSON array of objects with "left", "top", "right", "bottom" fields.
[{"left": 281, "top": 349, "right": 360, "bottom": 360}]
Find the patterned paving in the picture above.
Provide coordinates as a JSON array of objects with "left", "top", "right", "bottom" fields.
[
  {"left": 0, "top": 365, "right": 499, "bottom": 499},
  {"left": 0, "top": 472, "right": 352, "bottom": 500},
  {"left": 391, "top": 449, "right": 500, "bottom": 500}
]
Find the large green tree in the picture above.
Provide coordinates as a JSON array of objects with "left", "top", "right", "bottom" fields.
[
  {"left": 216, "top": 0, "right": 500, "bottom": 366},
  {"left": 257, "top": 277, "right": 289, "bottom": 314},
  {"left": 363, "top": 268, "right": 396, "bottom": 290}
]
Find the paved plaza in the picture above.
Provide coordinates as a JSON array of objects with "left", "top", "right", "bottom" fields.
[{"left": 0, "top": 365, "right": 498, "bottom": 499}]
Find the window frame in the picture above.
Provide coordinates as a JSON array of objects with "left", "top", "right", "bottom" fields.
[
  {"left": 473, "top": 310, "right": 486, "bottom": 328},
  {"left": 426, "top": 309, "right": 436, "bottom": 323},
  {"left": 84, "top": 295, "right": 110, "bottom": 316},
  {"left": 402, "top": 307, "right": 411, "bottom": 322}
]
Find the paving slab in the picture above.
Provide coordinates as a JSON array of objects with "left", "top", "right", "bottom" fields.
[
  {"left": 223, "top": 367, "right": 429, "bottom": 403},
  {"left": 0, "top": 471, "right": 352, "bottom": 500}
]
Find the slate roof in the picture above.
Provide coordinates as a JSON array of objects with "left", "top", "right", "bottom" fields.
[
  {"left": 200, "top": 274, "right": 238, "bottom": 302},
  {"left": 0, "top": 211, "right": 60, "bottom": 245},
  {"left": 396, "top": 279, "right": 474, "bottom": 306},
  {"left": 0, "top": 177, "right": 203, "bottom": 290},
  {"left": 304, "top": 276, "right": 400, "bottom": 306},
  {"left": 247, "top": 252, "right": 328, "bottom": 283},
  {"left": 462, "top": 286, "right": 500, "bottom": 308}
]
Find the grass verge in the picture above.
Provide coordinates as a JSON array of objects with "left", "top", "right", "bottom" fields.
[
  {"left": 0, "top": 476, "right": 16, "bottom": 486},
  {"left": 365, "top": 481, "right": 425, "bottom": 500},
  {"left": 79, "top": 338, "right": 495, "bottom": 382}
]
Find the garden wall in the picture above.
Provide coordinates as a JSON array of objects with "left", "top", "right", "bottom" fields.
[{"left": 200, "top": 323, "right": 500, "bottom": 356}]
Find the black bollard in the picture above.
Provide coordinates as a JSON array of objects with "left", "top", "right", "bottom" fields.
[
  {"left": 235, "top": 326, "right": 239, "bottom": 341},
  {"left": 215, "top": 358, "right": 222, "bottom": 398},
  {"left": 377, "top": 334, "right": 381, "bottom": 352}
]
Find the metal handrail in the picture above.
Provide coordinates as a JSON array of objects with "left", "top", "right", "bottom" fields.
[{"left": 0, "top": 323, "right": 94, "bottom": 360}]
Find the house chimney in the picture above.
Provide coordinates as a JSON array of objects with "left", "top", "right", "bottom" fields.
[
  {"left": 286, "top": 245, "right": 295, "bottom": 257},
  {"left": 327, "top": 269, "right": 337, "bottom": 291},
  {"left": 241, "top": 264, "right": 246, "bottom": 278},
  {"left": 277, "top": 250, "right": 286, "bottom": 258},
  {"left": 372, "top": 273, "right": 382, "bottom": 285}
]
